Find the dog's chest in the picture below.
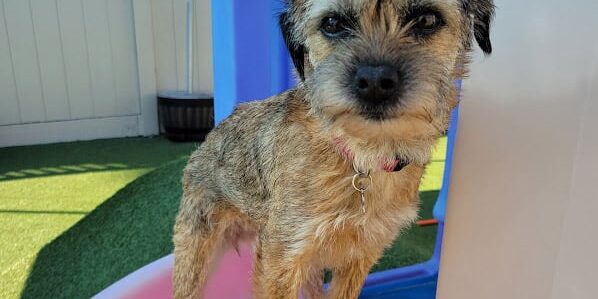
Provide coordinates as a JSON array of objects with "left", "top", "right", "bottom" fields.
[
  {"left": 312, "top": 205, "right": 418, "bottom": 267},
  {"left": 305, "top": 170, "right": 422, "bottom": 267}
]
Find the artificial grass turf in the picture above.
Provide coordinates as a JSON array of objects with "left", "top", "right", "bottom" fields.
[
  {"left": 0, "top": 137, "right": 197, "bottom": 299},
  {"left": 0, "top": 136, "right": 446, "bottom": 299}
]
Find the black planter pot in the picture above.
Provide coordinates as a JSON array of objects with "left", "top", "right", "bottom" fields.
[{"left": 158, "top": 91, "right": 214, "bottom": 142}]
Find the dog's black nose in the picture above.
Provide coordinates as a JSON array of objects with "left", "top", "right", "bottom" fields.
[{"left": 353, "top": 65, "right": 400, "bottom": 104}]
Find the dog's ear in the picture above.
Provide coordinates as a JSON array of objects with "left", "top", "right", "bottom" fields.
[
  {"left": 463, "top": 0, "right": 495, "bottom": 54},
  {"left": 280, "top": 11, "right": 306, "bottom": 80}
]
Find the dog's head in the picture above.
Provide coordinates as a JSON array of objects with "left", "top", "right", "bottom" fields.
[{"left": 281, "top": 0, "right": 494, "bottom": 147}]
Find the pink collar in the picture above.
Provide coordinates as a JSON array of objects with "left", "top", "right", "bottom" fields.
[{"left": 333, "top": 138, "right": 409, "bottom": 173}]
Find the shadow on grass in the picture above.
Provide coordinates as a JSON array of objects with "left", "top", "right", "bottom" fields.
[
  {"left": 0, "top": 137, "right": 197, "bottom": 182},
  {"left": 20, "top": 157, "right": 188, "bottom": 299},
  {"left": 0, "top": 209, "right": 88, "bottom": 215},
  {"left": 20, "top": 155, "right": 439, "bottom": 298},
  {"left": 0, "top": 163, "right": 132, "bottom": 181}
]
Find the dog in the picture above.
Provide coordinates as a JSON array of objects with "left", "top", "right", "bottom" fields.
[{"left": 173, "top": 0, "right": 494, "bottom": 298}]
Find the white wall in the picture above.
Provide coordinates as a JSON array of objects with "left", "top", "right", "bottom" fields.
[
  {"left": 436, "top": 1, "right": 598, "bottom": 298},
  {"left": 0, "top": 0, "right": 213, "bottom": 147}
]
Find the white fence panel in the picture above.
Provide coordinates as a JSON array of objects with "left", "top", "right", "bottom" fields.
[
  {"left": 3, "top": 0, "right": 46, "bottom": 124},
  {"left": 0, "top": 0, "right": 20, "bottom": 126},
  {"left": 30, "top": 0, "right": 71, "bottom": 122},
  {"left": 56, "top": 0, "right": 95, "bottom": 120},
  {"left": 0, "top": 0, "right": 213, "bottom": 147},
  {"left": 151, "top": 0, "right": 213, "bottom": 94}
]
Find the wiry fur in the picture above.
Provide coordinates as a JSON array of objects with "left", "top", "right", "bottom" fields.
[{"left": 173, "top": 0, "right": 494, "bottom": 298}]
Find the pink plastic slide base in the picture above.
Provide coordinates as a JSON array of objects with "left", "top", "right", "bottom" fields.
[{"left": 94, "top": 242, "right": 255, "bottom": 299}]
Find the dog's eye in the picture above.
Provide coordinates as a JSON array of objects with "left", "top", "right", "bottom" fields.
[
  {"left": 410, "top": 12, "right": 444, "bottom": 36},
  {"left": 320, "top": 15, "right": 351, "bottom": 38},
  {"left": 416, "top": 14, "right": 439, "bottom": 29}
]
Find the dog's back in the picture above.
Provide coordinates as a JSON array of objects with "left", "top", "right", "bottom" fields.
[{"left": 182, "top": 89, "right": 307, "bottom": 218}]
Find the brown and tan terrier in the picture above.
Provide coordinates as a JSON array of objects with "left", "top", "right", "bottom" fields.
[{"left": 173, "top": 0, "right": 494, "bottom": 298}]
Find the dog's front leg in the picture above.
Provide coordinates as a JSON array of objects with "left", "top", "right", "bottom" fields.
[
  {"left": 302, "top": 267, "right": 325, "bottom": 299},
  {"left": 326, "top": 258, "right": 376, "bottom": 299},
  {"left": 253, "top": 240, "right": 313, "bottom": 299}
]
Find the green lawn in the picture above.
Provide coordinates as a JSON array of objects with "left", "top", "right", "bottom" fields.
[{"left": 0, "top": 136, "right": 446, "bottom": 299}]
